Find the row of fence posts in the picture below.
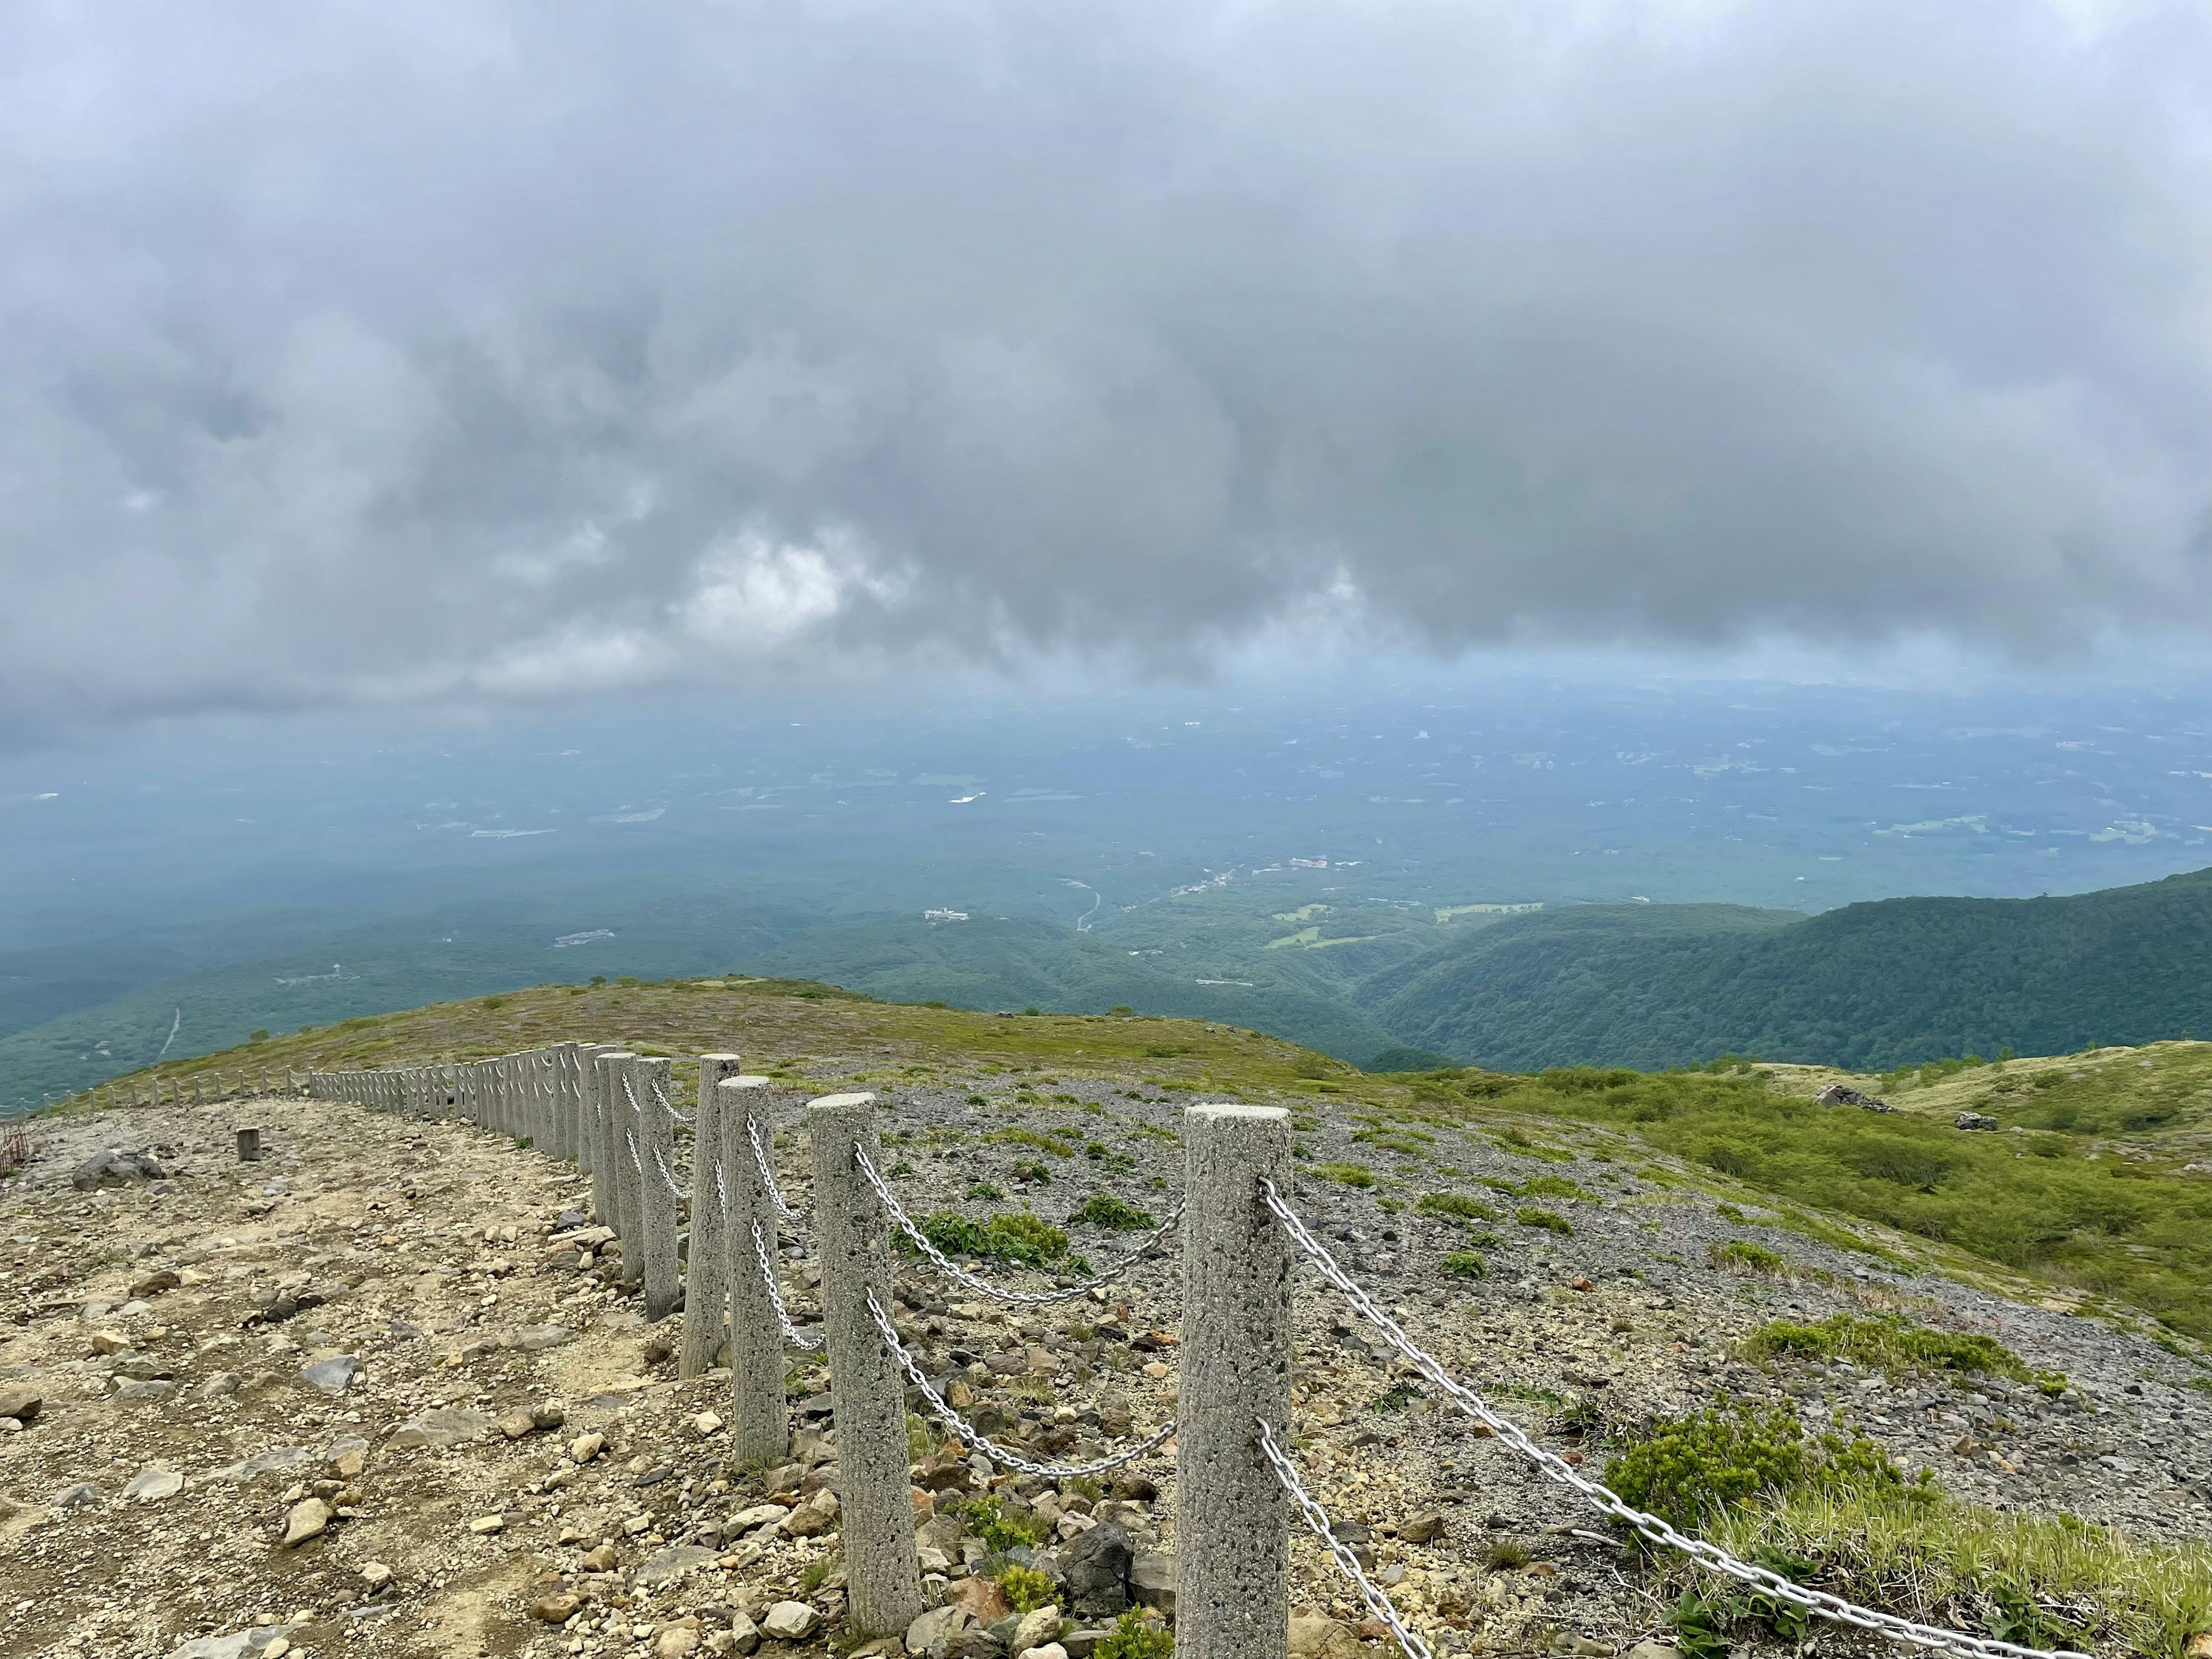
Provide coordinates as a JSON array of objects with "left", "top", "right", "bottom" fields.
[
  {"left": 50, "top": 1065, "right": 306, "bottom": 1116},
  {"left": 306, "top": 1050, "right": 1297, "bottom": 1659}
]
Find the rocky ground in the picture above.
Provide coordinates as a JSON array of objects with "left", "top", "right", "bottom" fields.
[{"left": 3, "top": 1059, "right": 2209, "bottom": 1659}]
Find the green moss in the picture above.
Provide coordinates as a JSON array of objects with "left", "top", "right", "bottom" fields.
[
  {"left": 1515, "top": 1206, "right": 1573, "bottom": 1235},
  {"left": 1312, "top": 1161, "right": 1374, "bottom": 1189}
]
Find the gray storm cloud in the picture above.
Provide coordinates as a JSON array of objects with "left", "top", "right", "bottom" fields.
[{"left": 5, "top": 0, "right": 2211, "bottom": 738}]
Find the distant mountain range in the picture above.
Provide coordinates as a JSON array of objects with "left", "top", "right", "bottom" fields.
[
  {"left": 1360, "top": 869, "right": 2212, "bottom": 1072},
  {"left": 10, "top": 866, "right": 2212, "bottom": 1109}
]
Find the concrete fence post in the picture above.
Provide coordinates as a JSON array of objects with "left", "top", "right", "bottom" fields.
[
  {"left": 681, "top": 1054, "right": 746, "bottom": 1377},
  {"left": 556, "top": 1043, "right": 584, "bottom": 1164},
  {"left": 634, "top": 1056, "right": 681, "bottom": 1320},
  {"left": 807, "top": 1091, "right": 924, "bottom": 1639},
  {"left": 237, "top": 1127, "right": 262, "bottom": 1162},
  {"left": 594, "top": 1052, "right": 641, "bottom": 1276},
  {"left": 1178, "top": 1103, "right": 1294, "bottom": 1659},
  {"left": 720, "top": 1074, "right": 786, "bottom": 1463}
]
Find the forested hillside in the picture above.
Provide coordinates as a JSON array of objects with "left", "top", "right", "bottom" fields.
[{"left": 1361, "top": 868, "right": 2212, "bottom": 1070}]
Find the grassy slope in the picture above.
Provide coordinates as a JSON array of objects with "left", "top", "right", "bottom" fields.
[
  {"left": 1360, "top": 866, "right": 2212, "bottom": 1071},
  {"left": 1360, "top": 903, "right": 1804, "bottom": 1068},
  {"left": 39, "top": 975, "right": 2212, "bottom": 1348}
]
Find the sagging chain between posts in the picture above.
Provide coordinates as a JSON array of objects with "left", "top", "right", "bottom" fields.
[
  {"left": 752, "top": 1220, "right": 823, "bottom": 1350},
  {"left": 864, "top": 1288, "right": 1176, "bottom": 1478},
  {"left": 854, "top": 1146, "right": 1182, "bottom": 1307},
  {"left": 652, "top": 1145, "right": 686, "bottom": 1200},
  {"left": 1256, "top": 1419, "right": 1433, "bottom": 1659},
  {"left": 750, "top": 1116, "right": 804, "bottom": 1223},
  {"left": 1256, "top": 1179, "right": 2089, "bottom": 1659}
]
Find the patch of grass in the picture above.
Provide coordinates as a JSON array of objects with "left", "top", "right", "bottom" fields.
[
  {"left": 1515, "top": 1206, "right": 1573, "bottom": 1235},
  {"left": 1485, "top": 1537, "right": 1531, "bottom": 1570},
  {"left": 1434, "top": 1062, "right": 2212, "bottom": 1335},
  {"left": 1742, "top": 1312, "right": 2059, "bottom": 1389},
  {"left": 1710, "top": 1240, "right": 1791, "bottom": 1275},
  {"left": 986, "top": 1126, "right": 1080, "bottom": 1157},
  {"left": 1700, "top": 1475, "right": 2212, "bottom": 1657},
  {"left": 1415, "top": 1191, "right": 1500, "bottom": 1225},
  {"left": 1441, "top": 1250, "right": 1487, "bottom": 1279},
  {"left": 1072, "top": 1192, "right": 1157, "bottom": 1230},
  {"left": 967, "top": 1181, "right": 1005, "bottom": 1202},
  {"left": 1010, "top": 1159, "right": 1052, "bottom": 1184},
  {"left": 1311, "top": 1161, "right": 1374, "bottom": 1189}
]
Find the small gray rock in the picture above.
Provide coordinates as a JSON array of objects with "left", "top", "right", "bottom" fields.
[
  {"left": 635, "top": 1544, "right": 719, "bottom": 1585},
  {"left": 115, "top": 1380, "right": 177, "bottom": 1405},
  {"left": 300, "top": 1354, "right": 361, "bottom": 1396},
  {"left": 123, "top": 1467, "right": 184, "bottom": 1502},
  {"left": 54, "top": 1482, "right": 102, "bottom": 1508},
  {"left": 760, "top": 1602, "right": 820, "bottom": 1642},
  {"left": 512, "top": 1324, "right": 575, "bottom": 1351},
  {"left": 906, "top": 1604, "right": 973, "bottom": 1657}
]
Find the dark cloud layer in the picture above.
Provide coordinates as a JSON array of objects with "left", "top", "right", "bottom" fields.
[{"left": 6, "top": 0, "right": 2211, "bottom": 737}]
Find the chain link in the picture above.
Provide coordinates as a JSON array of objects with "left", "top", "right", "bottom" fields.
[
  {"left": 854, "top": 1146, "right": 1181, "bottom": 1307},
  {"left": 652, "top": 1081, "right": 692, "bottom": 1124},
  {"left": 753, "top": 1220, "right": 823, "bottom": 1350},
  {"left": 626, "top": 1127, "right": 644, "bottom": 1174},
  {"left": 715, "top": 1160, "right": 731, "bottom": 1218},
  {"left": 653, "top": 1144, "right": 687, "bottom": 1200},
  {"left": 1256, "top": 1418, "right": 1433, "bottom": 1659},
  {"left": 1258, "top": 1180, "right": 2089, "bottom": 1659},
  {"left": 864, "top": 1289, "right": 1176, "bottom": 1478},
  {"left": 749, "top": 1116, "right": 804, "bottom": 1223}
]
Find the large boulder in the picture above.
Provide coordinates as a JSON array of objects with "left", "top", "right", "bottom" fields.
[
  {"left": 1815, "top": 1084, "right": 1889, "bottom": 1111},
  {"left": 71, "top": 1149, "right": 167, "bottom": 1191},
  {"left": 1060, "top": 1521, "right": 1132, "bottom": 1616}
]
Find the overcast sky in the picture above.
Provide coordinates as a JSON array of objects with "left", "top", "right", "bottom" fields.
[{"left": 6, "top": 0, "right": 2211, "bottom": 747}]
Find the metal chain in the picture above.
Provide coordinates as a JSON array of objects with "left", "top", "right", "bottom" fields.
[
  {"left": 1257, "top": 1180, "right": 2089, "bottom": 1659},
  {"left": 752, "top": 1220, "right": 823, "bottom": 1350},
  {"left": 1256, "top": 1419, "right": 1433, "bottom": 1659},
  {"left": 653, "top": 1145, "right": 687, "bottom": 1200},
  {"left": 715, "top": 1160, "right": 732, "bottom": 1217},
  {"left": 652, "top": 1081, "right": 692, "bottom": 1124},
  {"left": 854, "top": 1146, "right": 1181, "bottom": 1307},
  {"left": 622, "top": 1077, "right": 645, "bottom": 1115},
  {"left": 626, "top": 1128, "right": 644, "bottom": 1174},
  {"left": 749, "top": 1116, "right": 804, "bottom": 1223},
  {"left": 863, "top": 1288, "right": 1176, "bottom": 1478}
]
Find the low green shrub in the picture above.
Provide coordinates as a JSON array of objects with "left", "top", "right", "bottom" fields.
[
  {"left": 1073, "top": 1192, "right": 1157, "bottom": 1230},
  {"left": 1605, "top": 1402, "right": 1916, "bottom": 1533},
  {"left": 1516, "top": 1206, "right": 1573, "bottom": 1235},
  {"left": 996, "top": 1562, "right": 1056, "bottom": 1612},
  {"left": 907, "top": 1210, "right": 1070, "bottom": 1267},
  {"left": 1441, "top": 1250, "right": 1487, "bottom": 1279},
  {"left": 964, "top": 1494, "right": 1046, "bottom": 1554},
  {"left": 1094, "top": 1610, "right": 1173, "bottom": 1659}
]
